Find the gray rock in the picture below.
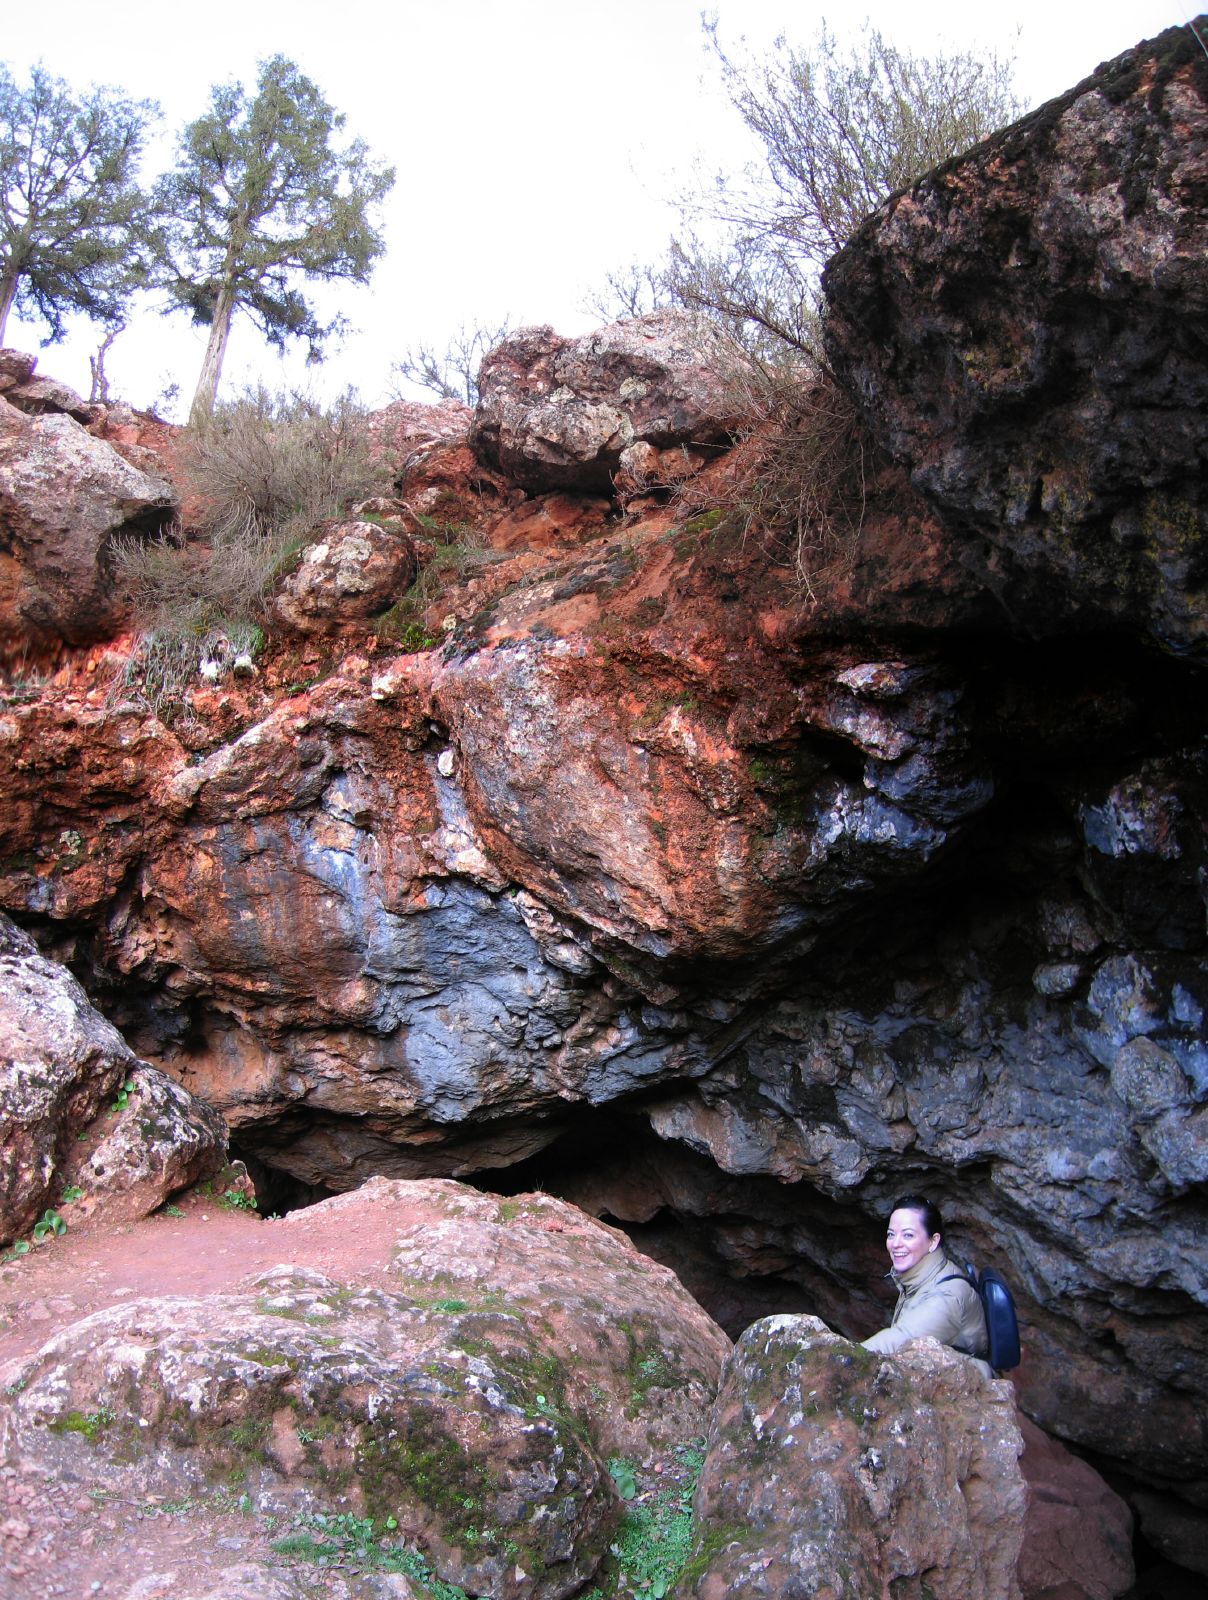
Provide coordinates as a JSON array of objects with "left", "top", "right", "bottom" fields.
[
  {"left": 471, "top": 311, "right": 741, "bottom": 492},
  {"left": 686, "top": 1316, "right": 1026, "bottom": 1600},
  {"left": 0, "top": 913, "right": 226, "bottom": 1244},
  {"left": 824, "top": 23, "right": 1208, "bottom": 653},
  {"left": 0, "top": 397, "right": 176, "bottom": 652}
]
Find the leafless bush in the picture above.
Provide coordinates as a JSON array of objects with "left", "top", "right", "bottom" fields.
[
  {"left": 390, "top": 319, "right": 515, "bottom": 406},
  {"left": 680, "top": 356, "right": 871, "bottom": 598}
]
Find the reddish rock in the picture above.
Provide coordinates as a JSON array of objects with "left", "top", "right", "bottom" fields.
[
  {"left": 272, "top": 518, "right": 419, "bottom": 634},
  {"left": 1017, "top": 1414, "right": 1134, "bottom": 1600},
  {"left": 367, "top": 395, "right": 474, "bottom": 469},
  {"left": 486, "top": 492, "right": 614, "bottom": 553},
  {"left": 0, "top": 349, "right": 37, "bottom": 391}
]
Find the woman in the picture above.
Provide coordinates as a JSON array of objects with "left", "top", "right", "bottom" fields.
[{"left": 862, "top": 1194, "right": 993, "bottom": 1377}]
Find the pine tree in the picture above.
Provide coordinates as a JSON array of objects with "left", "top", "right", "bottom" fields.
[
  {"left": 154, "top": 56, "right": 395, "bottom": 423},
  {"left": 0, "top": 65, "right": 157, "bottom": 345}
]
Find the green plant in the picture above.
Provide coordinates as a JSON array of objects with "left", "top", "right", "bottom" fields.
[
  {"left": 0, "top": 64, "right": 157, "bottom": 345},
  {"left": 375, "top": 609, "right": 437, "bottom": 652},
  {"left": 110, "top": 1078, "right": 136, "bottom": 1113},
  {"left": 59, "top": 1185, "right": 84, "bottom": 1204},
  {"left": 217, "top": 1187, "right": 258, "bottom": 1213},
  {"left": 162, "top": 1203, "right": 185, "bottom": 1218},
  {"left": 153, "top": 55, "right": 395, "bottom": 422},
  {"left": 593, "top": 1441, "right": 706, "bottom": 1597},
  {"left": 272, "top": 1512, "right": 470, "bottom": 1598},
  {"left": 49, "top": 1407, "right": 114, "bottom": 1443},
  {"left": 32, "top": 1209, "right": 67, "bottom": 1242}
]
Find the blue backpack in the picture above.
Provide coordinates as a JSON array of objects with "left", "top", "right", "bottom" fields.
[{"left": 942, "top": 1262, "right": 1022, "bottom": 1372}]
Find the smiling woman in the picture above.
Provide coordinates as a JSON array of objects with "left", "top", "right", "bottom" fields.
[{"left": 862, "top": 1194, "right": 994, "bottom": 1376}]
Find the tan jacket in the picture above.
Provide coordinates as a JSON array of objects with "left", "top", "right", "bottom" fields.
[{"left": 862, "top": 1246, "right": 992, "bottom": 1375}]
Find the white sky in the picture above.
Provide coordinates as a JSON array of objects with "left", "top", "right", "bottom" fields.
[{"left": 1, "top": 0, "right": 1190, "bottom": 417}]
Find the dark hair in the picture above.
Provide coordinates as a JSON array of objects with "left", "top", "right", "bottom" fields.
[{"left": 890, "top": 1194, "right": 943, "bottom": 1239}]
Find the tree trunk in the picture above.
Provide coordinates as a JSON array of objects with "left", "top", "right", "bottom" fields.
[
  {"left": 188, "top": 279, "right": 237, "bottom": 426},
  {"left": 0, "top": 271, "right": 19, "bottom": 346}
]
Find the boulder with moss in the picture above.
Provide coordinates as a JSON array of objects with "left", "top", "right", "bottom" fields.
[
  {"left": 684, "top": 1316, "right": 1026, "bottom": 1600},
  {"left": 0, "top": 1176, "right": 730, "bottom": 1599}
]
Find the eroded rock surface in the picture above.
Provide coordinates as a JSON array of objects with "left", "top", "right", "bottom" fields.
[
  {"left": 686, "top": 1316, "right": 1026, "bottom": 1600},
  {"left": 825, "top": 22, "right": 1208, "bottom": 652},
  {"left": 0, "top": 913, "right": 226, "bottom": 1244}
]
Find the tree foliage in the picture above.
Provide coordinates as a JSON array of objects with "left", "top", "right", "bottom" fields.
[
  {"left": 0, "top": 64, "right": 157, "bottom": 345},
  {"left": 391, "top": 318, "right": 514, "bottom": 407},
  {"left": 154, "top": 56, "right": 395, "bottom": 422}
]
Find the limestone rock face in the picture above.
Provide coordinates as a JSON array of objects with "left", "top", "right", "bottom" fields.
[
  {"left": 272, "top": 519, "right": 419, "bottom": 633},
  {"left": 0, "top": 1177, "right": 729, "bottom": 1600},
  {"left": 686, "top": 1315, "right": 1026, "bottom": 1600},
  {"left": 471, "top": 311, "right": 740, "bottom": 492},
  {"left": 0, "top": 913, "right": 226, "bottom": 1244},
  {"left": 0, "top": 395, "right": 176, "bottom": 656},
  {"left": 824, "top": 24, "right": 1208, "bottom": 653}
]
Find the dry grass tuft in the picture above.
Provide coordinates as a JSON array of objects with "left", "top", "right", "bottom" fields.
[
  {"left": 112, "top": 388, "right": 387, "bottom": 710},
  {"left": 678, "top": 357, "right": 871, "bottom": 598}
]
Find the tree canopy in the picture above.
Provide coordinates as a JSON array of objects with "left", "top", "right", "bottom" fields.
[
  {"left": 0, "top": 64, "right": 157, "bottom": 346},
  {"left": 153, "top": 55, "right": 395, "bottom": 422}
]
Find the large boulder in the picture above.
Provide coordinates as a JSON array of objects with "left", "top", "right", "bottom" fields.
[
  {"left": 824, "top": 23, "right": 1208, "bottom": 653},
  {"left": 471, "top": 311, "right": 741, "bottom": 493},
  {"left": 685, "top": 1316, "right": 1027, "bottom": 1600},
  {"left": 0, "top": 1176, "right": 729, "bottom": 1600},
  {"left": 0, "top": 914, "right": 226, "bottom": 1244},
  {"left": 0, "top": 393, "right": 176, "bottom": 656}
]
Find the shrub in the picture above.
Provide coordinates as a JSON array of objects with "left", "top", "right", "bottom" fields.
[
  {"left": 680, "top": 357, "right": 871, "bottom": 598},
  {"left": 114, "top": 387, "right": 387, "bottom": 707}
]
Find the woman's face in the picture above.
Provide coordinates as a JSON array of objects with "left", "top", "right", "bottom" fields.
[{"left": 886, "top": 1207, "right": 940, "bottom": 1273}]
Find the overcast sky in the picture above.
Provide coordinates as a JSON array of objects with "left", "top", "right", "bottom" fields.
[{"left": 1, "top": 0, "right": 1190, "bottom": 417}]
